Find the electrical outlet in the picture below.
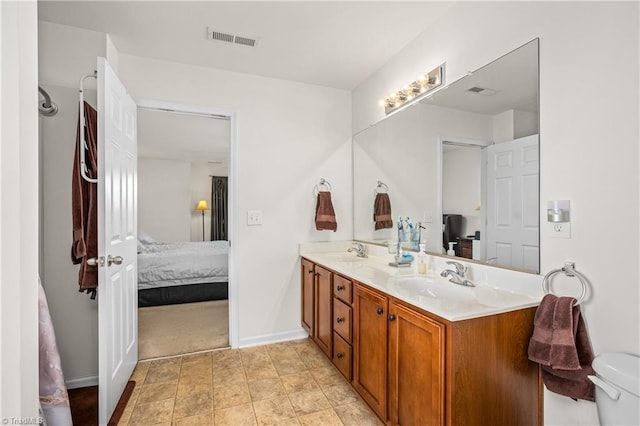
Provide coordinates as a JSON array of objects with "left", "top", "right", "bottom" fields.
[
  {"left": 423, "top": 210, "right": 433, "bottom": 223},
  {"left": 549, "top": 222, "right": 571, "bottom": 239},
  {"left": 247, "top": 210, "right": 263, "bottom": 226}
]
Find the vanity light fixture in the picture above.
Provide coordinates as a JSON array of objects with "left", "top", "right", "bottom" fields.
[{"left": 380, "top": 64, "right": 445, "bottom": 115}]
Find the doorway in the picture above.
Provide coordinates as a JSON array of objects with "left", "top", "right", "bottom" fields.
[{"left": 135, "top": 100, "right": 236, "bottom": 359}]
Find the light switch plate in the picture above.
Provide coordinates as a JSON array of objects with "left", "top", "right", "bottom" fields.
[
  {"left": 423, "top": 210, "right": 433, "bottom": 223},
  {"left": 247, "top": 210, "right": 263, "bottom": 226}
]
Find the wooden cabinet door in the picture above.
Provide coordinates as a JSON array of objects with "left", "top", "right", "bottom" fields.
[
  {"left": 301, "top": 259, "right": 314, "bottom": 334},
  {"left": 313, "top": 265, "right": 333, "bottom": 357},
  {"left": 388, "top": 301, "right": 444, "bottom": 426},
  {"left": 353, "top": 283, "right": 388, "bottom": 420}
]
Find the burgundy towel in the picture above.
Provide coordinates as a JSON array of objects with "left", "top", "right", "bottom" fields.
[
  {"left": 71, "top": 101, "right": 99, "bottom": 296},
  {"left": 315, "top": 191, "right": 337, "bottom": 231},
  {"left": 528, "top": 294, "right": 595, "bottom": 401},
  {"left": 373, "top": 193, "right": 392, "bottom": 230}
]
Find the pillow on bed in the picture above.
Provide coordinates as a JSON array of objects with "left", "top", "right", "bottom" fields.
[{"left": 137, "top": 230, "right": 156, "bottom": 245}]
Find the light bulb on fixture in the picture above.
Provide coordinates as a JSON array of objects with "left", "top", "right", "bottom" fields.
[{"left": 380, "top": 64, "right": 445, "bottom": 114}]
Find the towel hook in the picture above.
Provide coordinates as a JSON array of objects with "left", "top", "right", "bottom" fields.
[
  {"left": 314, "top": 178, "right": 332, "bottom": 195},
  {"left": 79, "top": 70, "right": 98, "bottom": 184},
  {"left": 375, "top": 180, "right": 390, "bottom": 194},
  {"left": 542, "top": 262, "right": 588, "bottom": 305}
]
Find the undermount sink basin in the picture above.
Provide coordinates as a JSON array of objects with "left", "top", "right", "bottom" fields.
[{"left": 391, "top": 275, "right": 475, "bottom": 302}]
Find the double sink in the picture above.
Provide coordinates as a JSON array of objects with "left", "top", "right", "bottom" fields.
[{"left": 309, "top": 250, "right": 541, "bottom": 321}]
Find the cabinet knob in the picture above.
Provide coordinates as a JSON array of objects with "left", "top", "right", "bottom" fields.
[
  {"left": 308, "top": 270, "right": 314, "bottom": 275},
  {"left": 388, "top": 314, "right": 396, "bottom": 321},
  {"left": 314, "top": 272, "right": 319, "bottom": 277},
  {"left": 336, "top": 317, "right": 344, "bottom": 323},
  {"left": 336, "top": 352, "right": 344, "bottom": 359},
  {"left": 376, "top": 306, "right": 384, "bottom": 315},
  {"left": 337, "top": 285, "right": 345, "bottom": 291}
]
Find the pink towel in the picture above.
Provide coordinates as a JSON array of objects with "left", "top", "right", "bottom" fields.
[{"left": 528, "top": 294, "right": 595, "bottom": 401}]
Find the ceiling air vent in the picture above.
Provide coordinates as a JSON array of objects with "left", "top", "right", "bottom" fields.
[
  {"left": 207, "top": 28, "right": 258, "bottom": 48},
  {"left": 467, "top": 86, "right": 498, "bottom": 96}
]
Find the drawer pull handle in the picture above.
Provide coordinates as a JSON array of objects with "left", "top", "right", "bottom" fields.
[
  {"left": 388, "top": 314, "right": 397, "bottom": 321},
  {"left": 336, "top": 317, "right": 344, "bottom": 323},
  {"left": 376, "top": 306, "right": 384, "bottom": 315},
  {"left": 336, "top": 352, "right": 344, "bottom": 359},
  {"left": 337, "top": 285, "right": 345, "bottom": 291}
]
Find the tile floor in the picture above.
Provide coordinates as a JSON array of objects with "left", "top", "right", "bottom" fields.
[{"left": 119, "top": 338, "right": 382, "bottom": 425}]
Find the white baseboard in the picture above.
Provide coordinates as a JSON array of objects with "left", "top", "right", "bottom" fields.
[
  {"left": 238, "top": 328, "right": 309, "bottom": 349},
  {"left": 66, "top": 375, "right": 98, "bottom": 389}
]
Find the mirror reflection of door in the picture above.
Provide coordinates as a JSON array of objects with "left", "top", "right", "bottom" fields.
[
  {"left": 136, "top": 107, "right": 231, "bottom": 360},
  {"left": 441, "top": 134, "right": 539, "bottom": 273}
]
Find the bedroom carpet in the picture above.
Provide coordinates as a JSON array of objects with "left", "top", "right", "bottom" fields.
[{"left": 138, "top": 300, "right": 229, "bottom": 360}]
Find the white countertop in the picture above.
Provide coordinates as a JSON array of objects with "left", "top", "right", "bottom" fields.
[{"left": 300, "top": 241, "right": 543, "bottom": 322}]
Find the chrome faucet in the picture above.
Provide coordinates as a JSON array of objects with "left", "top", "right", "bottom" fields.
[
  {"left": 347, "top": 242, "right": 368, "bottom": 258},
  {"left": 440, "top": 261, "right": 475, "bottom": 287}
]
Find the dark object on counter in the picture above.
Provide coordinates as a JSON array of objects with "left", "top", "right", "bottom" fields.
[{"left": 443, "top": 214, "right": 462, "bottom": 255}]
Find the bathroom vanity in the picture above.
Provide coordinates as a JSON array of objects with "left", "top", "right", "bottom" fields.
[{"left": 300, "top": 246, "right": 543, "bottom": 426}]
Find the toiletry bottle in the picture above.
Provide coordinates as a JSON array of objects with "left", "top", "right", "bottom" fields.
[
  {"left": 417, "top": 243, "right": 427, "bottom": 274},
  {"left": 447, "top": 242, "right": 456, "bottom": 256}
]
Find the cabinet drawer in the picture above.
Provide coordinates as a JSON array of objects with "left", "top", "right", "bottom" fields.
[
  {"left": 333, "top": 274, "right": 352, "bottom": 304},
  {"left": 333, "top": 332, "right": 352, "bottom": 381},
  {"left": 333, "top": 298, "right": 352, "bottom": 342}
]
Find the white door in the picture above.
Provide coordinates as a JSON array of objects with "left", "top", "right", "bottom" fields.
[
  {"left": 97, "top": 57, "right": 138, "bottom": 425},
  {"left": 485, "top": 135, "right": 539, "bottom": 271}
]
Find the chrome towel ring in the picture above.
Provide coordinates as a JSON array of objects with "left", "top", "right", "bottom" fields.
[
  {"left": 375, "top": 180, "right": 390, "bottom": 194},
  {"left": 313, "top": 178, "right": 332, "bottom": 195},
  {"left": 542, "top": 262, "right": 588, "bottom": 305}
]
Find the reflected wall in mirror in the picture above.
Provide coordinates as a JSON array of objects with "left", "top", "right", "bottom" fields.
[{"left": 353, "top": 39, "right": 539, "bottom": 273}]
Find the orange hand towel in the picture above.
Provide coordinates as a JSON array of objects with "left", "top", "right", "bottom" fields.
[
  {"left": 315, "top": 191, "right": 337, "bottom": 232},
  {"left": 374, "top": 193, "right": 392, "bottom": 230}
]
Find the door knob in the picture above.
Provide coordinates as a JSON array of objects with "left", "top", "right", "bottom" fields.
[
  {"left": 107, "top": 255, "right": 123, "bottom": 266},
  {"left": 86, "top": 257, "right": 105, "bottom": 267}
]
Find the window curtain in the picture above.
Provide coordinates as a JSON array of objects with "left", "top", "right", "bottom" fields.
[{"left": 210, "top": 176, "right": 228, "bottom": 241}]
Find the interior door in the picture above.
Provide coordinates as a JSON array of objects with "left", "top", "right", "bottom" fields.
[
  {"left": 485, "top": 134, "right": 539, "bottom": 271},
  {"left": 97, "top": 56, "right": 138, "bottom": 425}
]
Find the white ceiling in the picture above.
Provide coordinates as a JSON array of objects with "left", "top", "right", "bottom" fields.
[
  {"left": 428, "top": 39, "right": 538, "bottom": 115},
  {"left": 38, "top": 1, "right": 456, "bottom": 90}
]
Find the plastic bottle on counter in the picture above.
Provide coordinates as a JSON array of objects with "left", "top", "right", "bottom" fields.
[
  {"left": 417, "top": 243, "right": 427, "bottom": 274},
  {"left": 447, "top": 242, "right": 456, "bottom": 256}
]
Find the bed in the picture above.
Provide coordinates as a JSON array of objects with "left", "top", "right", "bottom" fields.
[{"left": 137, "top": 239, "right": 229, "bottom": 307}]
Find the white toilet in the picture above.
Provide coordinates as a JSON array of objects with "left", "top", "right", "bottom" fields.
[{"left": 588, "top": 352, "right": 640, "bottom": 425}]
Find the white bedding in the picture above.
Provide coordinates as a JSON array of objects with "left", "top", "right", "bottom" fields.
[{"left": 137, "top": 240, "right": 228, "bottom": 290}]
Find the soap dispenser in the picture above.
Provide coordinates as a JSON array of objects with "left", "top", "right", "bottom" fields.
[
  {"left": 447, "top": 242, "right": 457, "bottom": 256},
  {"left": 417, "top": 243, "right": 427, "bottom": 274}
]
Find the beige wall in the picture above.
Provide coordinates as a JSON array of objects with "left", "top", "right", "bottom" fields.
[
  {"left": 352, "top": 2, "right": 639, "bottom": 425},
  {"left": 117, "top": 53, "right": 353, "bottom": 346},
  {"left": 138, "top": 157, "right": 191, "bottom": 243}
]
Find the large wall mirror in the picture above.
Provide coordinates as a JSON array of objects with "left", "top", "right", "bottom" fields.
[{"left": 353, "top": 38, "right": 539, "bottom": 273}]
